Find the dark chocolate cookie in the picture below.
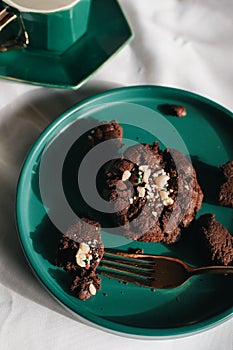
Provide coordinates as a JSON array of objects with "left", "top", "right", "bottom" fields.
[{"left": 101, "top": 142, "right": 203, "bottom": 243}]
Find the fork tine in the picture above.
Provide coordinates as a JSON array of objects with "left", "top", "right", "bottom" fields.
[
  {"left": 99, "top": 269, "right": 152, "bottom": 288},
  {"left": 100, "top": 249, "right": 154, "bottom": 286},
  {"left": 104, "top": 249, "right": 155, "bottom": 266},
  {"left": 102, "top": 254, "right": 154, "bottom": 270},
  {"left": 100, "top": 259, "right": 152, "bottom": 277}
]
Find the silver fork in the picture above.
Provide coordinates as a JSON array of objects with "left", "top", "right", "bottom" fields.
[{"left": 99, "top": 249, "right": 233, "bottom": 289}]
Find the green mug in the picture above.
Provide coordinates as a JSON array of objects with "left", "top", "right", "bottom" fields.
[{"left": 0, "top": 0, "right": 91, "bottom": 53}]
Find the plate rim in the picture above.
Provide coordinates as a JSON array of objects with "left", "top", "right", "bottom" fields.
[{"left": 16, "top": 85, "right": 233, "bottom": 338}]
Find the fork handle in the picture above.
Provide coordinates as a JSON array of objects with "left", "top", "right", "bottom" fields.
[{"left": 191, "top": 265, "right": 233, "bottom": 276}]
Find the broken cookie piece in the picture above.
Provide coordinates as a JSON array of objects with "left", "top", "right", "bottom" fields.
[
  {"left": 56, "top": 218, "right": 104, "bottom": 300},
  {"left": 87, "top": 120, "right": 123, "bottom": 149},
  {"left": 196, "top": 214, "right": 233, "bottom": 266},
  {"left": 218, "top": 160, "right": 233, "bottom": 208}
]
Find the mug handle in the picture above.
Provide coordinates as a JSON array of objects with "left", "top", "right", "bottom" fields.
[{"left": 0, "top": 6, "right": 29, "bottom": 52}]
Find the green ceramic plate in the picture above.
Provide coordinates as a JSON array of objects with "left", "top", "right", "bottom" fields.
[
  {"left": 0, "top": 0, "right": 132, "bottom": 89},
  {"left": 16, "top": 86, "right": 233, "bottom": 338}
]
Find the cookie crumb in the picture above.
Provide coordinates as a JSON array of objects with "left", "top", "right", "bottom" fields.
[{"left": 170, "top": 105, "right": 187, "bottom": 117}]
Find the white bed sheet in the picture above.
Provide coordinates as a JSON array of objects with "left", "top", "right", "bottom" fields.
[{"left": 0, "top": 0, "right": 232, "bottom": 349}]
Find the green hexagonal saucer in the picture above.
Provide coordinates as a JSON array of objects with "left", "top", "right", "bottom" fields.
[{"left": 0, "top": 0, "right": 133, "bottom": 89}]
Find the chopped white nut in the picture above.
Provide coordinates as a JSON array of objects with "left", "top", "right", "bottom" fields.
[
  {"left": 122, "top": 170, "right": 131, "bottom": 181},
  {"left": 152, "top": 211, "right": 157, "bottom": 217},
  {"left": 79, "top": 242, "right": 90, "bottom": 254},
  {"left": 184, "top": 185, "right": 189, "bottom": 190},
  {"left": 163, "top": 198, "right": 174, "bottom": 206},
  {"left": 143, "top": 168, "right": 151, "bottom": 184},
  {"left": 76, "top": 251, "right": 87, "bottom": 267},
  {"left": 160, "top": 190, "right": 169, "bottom": 201},
  {"left": 145, "top": 183, "right": 152, "bottom": 191},
  {"left": 155, "top": 174, "right": 170, "bottom": 189},
  {"left": 137, "top": 186, "right": 146, "bottom": 197},
  {"left": 89, "top": 283, "right": 97, "bottom": 296},
  {"left": 76, "top": 242, "right": 90, "bottom": 267},
  {"left": 159, "top": 190, "right": 174, "bottom": 206},
  {"left": 129, "top": 198, "right": 134, "bottom": 204},
  {"left": 139, "top": 165, "right": 149, "bottom": 172}
]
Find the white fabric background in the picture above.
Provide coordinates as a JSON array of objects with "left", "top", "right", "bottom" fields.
[{"left": 0, "top": 0, "right": 232, "bottom": 349}]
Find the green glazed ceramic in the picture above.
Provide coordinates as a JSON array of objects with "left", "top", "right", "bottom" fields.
[
  {"left": 16, "top": 86, "right": 233, "bottom": 338},
  {"left": 0, "top": 0, "right": 91, "bottom": 52},
  {"left": 0, "top": 0, "right": 133, "bottom": 88}
]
